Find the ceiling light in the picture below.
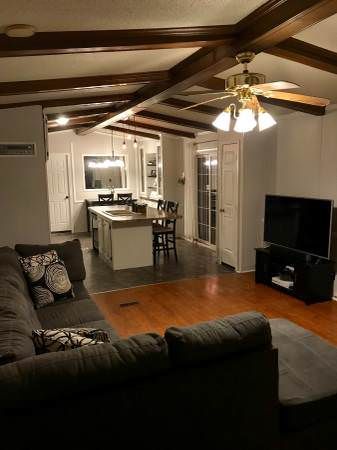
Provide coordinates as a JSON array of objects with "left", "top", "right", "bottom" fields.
[
  {"left": 258, "top": 108, "right": 276, "bottom": 131},
  {"left": 133, "top": 138, "right": 138, "bottom": 149},
  {"left": 122, "top": 140, "right": 127, "bottom": 150},
  {"left": 234, "top": 108, "right": 257, "bottom": 133},
  {"left": 56, "top": 116, "right": 69, "bottom": 126},
  {"left": 212, "top": 110, "right": 230, "bottom": 131},
  {"left": 5, "top": 24, "right": 36, "bottom": 38}
]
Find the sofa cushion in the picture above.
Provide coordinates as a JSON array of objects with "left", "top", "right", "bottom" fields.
[
  {"left": 15, "top": 240, "right": 86, "bottom": 282},
  {"left": 0, "top": 333, "right": 169, "bottom": 407},
  {"left": 72, "top": 281, "right": 90, "bottom": 300},
  {"left": 165, "top": 311, "right": 272, "bottom": 367},
  {"left": 270, "top": 318, "right": 337, "bottom": 432},
  {"left": 37, "top": 297, "right": 104, "bottom": 329},
  {"left": 0, "top": 284, "right": 38, "bottom": 362}
]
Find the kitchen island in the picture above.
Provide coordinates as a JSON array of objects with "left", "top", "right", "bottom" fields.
[{"left": 88, "top": 205, "right": 177, "bottom": 270}]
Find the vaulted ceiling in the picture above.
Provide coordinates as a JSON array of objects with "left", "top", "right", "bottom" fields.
[{"left": 1, "top": 0, "right": 337, "bottom": 139}]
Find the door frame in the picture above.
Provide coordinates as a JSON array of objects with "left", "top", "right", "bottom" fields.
[
  {"left": 217, "top": 140, "right": 240, "bottom": 271},
  {"left": 47, "top": 152, "right": 74, "bottom": 233}
]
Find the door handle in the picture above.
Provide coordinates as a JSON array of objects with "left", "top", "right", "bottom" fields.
[
  {"left": 65, "top": 196, "right": 69, "bottom": 199},
  {"left": 220, "top": 208, "right": 225, "bottom": 212}
]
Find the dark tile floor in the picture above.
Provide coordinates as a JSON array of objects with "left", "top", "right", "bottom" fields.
[{"left": 51, "top": 232, "right": 233, "bottom": 294}]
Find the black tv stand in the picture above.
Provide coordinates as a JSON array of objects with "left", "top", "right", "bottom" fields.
[{"left": 255, "top": 246, "right": 335, "bottom": 303}]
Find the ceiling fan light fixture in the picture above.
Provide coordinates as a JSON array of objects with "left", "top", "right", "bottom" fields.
[
  {"left": 212, "top": 110, "right": 231, "bottom": 131},
  {"left": 234, "top": 108, "right": 257, "bottom": 133},
  {"left": 258, "top": 109, "right": 276, "bottom": 131},
  {"left": 56, "top": 116, "right": 69, "bottom": 126}
]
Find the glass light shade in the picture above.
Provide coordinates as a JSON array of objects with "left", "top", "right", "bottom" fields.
[
  {"left": 212, "top": 111, "right": 231, "bottom": 131},
  {"left": 234, "top": 108, "right": 257, "bottom": 133},
  {"left": 56, "top": 116, "right": 69, "bottom": 126},
  {"left": 122, "top": 140, "right": 127, "bottom": 150},
  {"left": 258, "top": 110, "right": 276, "bottom": 131},
  {"left": 133, "top": 138, "right": 138, "bottom": 149},
  {"left": 88, "top": 158, "right": 124, "bottom": 169}
]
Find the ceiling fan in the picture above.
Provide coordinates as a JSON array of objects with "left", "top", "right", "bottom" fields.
[{"left": 179, "top": 51, "right": 330, "bottom": 133}]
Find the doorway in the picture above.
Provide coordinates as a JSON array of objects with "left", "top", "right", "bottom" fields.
[
  {"left": 47, "top": 153, "right": 71, "bottom": 232},
  {"left": 196, "top": 151, "right": 217, "bottom": 248}
]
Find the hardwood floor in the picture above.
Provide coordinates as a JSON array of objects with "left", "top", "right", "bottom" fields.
[{"left": 93, "top": 272, "right": 337, "bottom": 345}]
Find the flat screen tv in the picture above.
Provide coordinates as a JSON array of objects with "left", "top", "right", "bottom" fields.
[{"left": 264, "top": 195, "right": 333, "bottom": 259}]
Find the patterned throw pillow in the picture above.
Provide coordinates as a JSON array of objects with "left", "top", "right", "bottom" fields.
[
  {"left": 19, "top": 250, "right": 74, "bottom": 308},
  {"left": 63, "top": 327, "right": 111, "bottom": 343},
  {"left": 32, "top": 329, "right": 106, "bottom": 353}
]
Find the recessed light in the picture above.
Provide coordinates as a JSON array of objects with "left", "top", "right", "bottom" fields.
[
  {"left": 5, "top": 24, "right": 36, "bottom": 38},
  {"left": 56, "top": 116, "right": 69, "bottom": 126}
]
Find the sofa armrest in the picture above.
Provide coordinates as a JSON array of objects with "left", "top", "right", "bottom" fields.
[{"left": 0, "top": 333, "right": 169, "bottom": 408}]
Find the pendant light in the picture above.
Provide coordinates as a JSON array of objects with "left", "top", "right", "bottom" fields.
[
  {"left": 133, "top": 115, "right": 138, "bottom": 149},
  {"left": 122, "top": 131, "right": 127, "bottom": 150}
]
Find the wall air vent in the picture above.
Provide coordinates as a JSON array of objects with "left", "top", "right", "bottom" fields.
[{"left": 0, "top": 142, "right": 36, "bottom": 156}]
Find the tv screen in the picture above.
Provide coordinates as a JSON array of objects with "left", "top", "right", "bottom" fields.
[{"left": 264, "top": 195, "right": 333, "bottom": 258}]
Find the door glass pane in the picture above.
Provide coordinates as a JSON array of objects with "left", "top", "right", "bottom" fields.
[{"left": 197, "top": 154, "right": 217, "bottom": 245}]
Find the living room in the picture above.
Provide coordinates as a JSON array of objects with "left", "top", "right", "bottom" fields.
[{"left": 0, "top": 1, "right": 337, "bottom": 449}]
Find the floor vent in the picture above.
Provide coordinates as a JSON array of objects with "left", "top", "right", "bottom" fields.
[{"left": 119, "top": 301, "right": 139, "bottom": 308}]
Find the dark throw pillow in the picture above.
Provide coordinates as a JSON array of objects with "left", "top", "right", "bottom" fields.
[
  {"left": 19, "top": 250, "right": 74, "bottom": 309},
  {"left": 32, "top": 329, "right": 105, "bottom": 353}
]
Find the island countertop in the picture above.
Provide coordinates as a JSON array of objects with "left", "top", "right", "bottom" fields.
[{"left": 88, "top": 205, "right": 180, "bottom": 228}]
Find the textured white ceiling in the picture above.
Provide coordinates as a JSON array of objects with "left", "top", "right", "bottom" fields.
[
  {"left": 0, "top": 0, "right": 266, "bottom": 32},
  {"left": 295, "top": 13, "right": 337, "bottom": 52},
  {"left": 0, "top": 48, "right": 199, "bottom": 82},
  {"left": 0, "top": 84, "right": 142, "bottom": 105}
]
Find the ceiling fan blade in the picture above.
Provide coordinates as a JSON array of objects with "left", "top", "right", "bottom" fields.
[
  {"left": 252, "top": 81, "right": 300, "bottom": 91},
  {"left": 178, "top": 90, "right": 227, "bottom": 96},
  {"left": 263, "top": 91, "right": 330, "bottom": 107},
  {"left": 180, "top": 94, "right": 235, "bottom": 111}
]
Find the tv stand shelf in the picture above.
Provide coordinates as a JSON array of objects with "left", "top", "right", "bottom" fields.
[{"left": 255, "top": 246, "right": 335, "bottom": 303}]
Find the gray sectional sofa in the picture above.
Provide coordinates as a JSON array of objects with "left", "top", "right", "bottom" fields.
[{"left": 0, "top": 240, "right": 337, "bottom": 449}]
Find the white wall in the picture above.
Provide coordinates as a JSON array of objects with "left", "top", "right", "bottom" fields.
[
  {"left": 48, "top": 129, "right": 143, "bottom": 233},
  {"left": 275, "top": 108, "right": 337, "bottom": 202},
  {"left": 239, "top": 127, "right": 277, "bottom": 271},
  {"left": 0, "top": 106, "right": 50, "bottom": 247}
]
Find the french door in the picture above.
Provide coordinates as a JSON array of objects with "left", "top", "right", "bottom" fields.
[{"left": 197, "top": 152, "right": 217, "bottom": 248}]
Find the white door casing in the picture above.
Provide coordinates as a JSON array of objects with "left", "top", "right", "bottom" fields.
[
  {"left": 47, "top": 153, "right": 71, "bottom": 232},
  {"left": 219, "top": 142, "right": 239, "bottom": 268}
]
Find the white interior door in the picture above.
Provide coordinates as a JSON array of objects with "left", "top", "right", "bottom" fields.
[
  {"left": 219, "top": 142, "right": 239, "bottom": 268},
  {"left": 47, "top": 153, "right": 71, "bottom": 232}
]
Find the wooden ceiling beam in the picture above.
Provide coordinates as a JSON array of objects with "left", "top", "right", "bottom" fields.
[
  {"left": 0, "top": 93, "right": 133, "bottom": 110},
  {"left": 106, "top": 125, "right": 160, "bottom": 141},
  {"left": 121, "top": 119, "right": 195, "bottom": 139},
  {"left": 0, "top": 26, "right": 235, "bottom": 57},
  {"left": 0, "top": 71, "right": 170, "bottom": 96},
  {"left": 48, "top": 123, "right": 95, "bottom": 133},
  {"left": 265, "top": 37, "right": 337, "bottom": 74},
  {"left": 48, "top": 115, "right": 107, "bottom": 128},
  {"left": 47, "top": 107, "right": 114, "bottom": 121},
  {"left": 236, "top": 0, "right": 337, "bottom": 52},
  {"left": 79, "top": 0, "right": 337, "bottom": 134},
  {"left": 136, "top": 110, "right": 215, "bottom": 131}
]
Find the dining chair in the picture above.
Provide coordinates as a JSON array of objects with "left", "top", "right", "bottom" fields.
[
  {"left": 153, "top": 200, "right": 179, "bottom": 263},
  {"left": 98, "top": 194, "right": 114, "bottom": 202},
  {"left": 117, "top": 193, "right": 133, "bottom": 204}
]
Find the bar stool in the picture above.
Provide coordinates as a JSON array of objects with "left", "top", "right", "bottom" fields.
[{"left": 153, "top": 199, "right": 168, "bottom": 263}]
